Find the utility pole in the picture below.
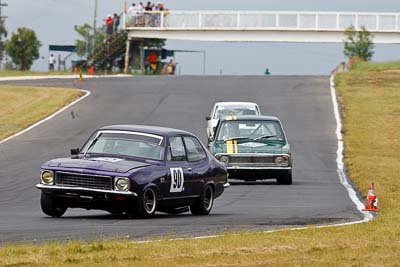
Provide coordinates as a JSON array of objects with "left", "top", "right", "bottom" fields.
[{"left": 93, "top": 0, "right": 98, "bottom": 48}]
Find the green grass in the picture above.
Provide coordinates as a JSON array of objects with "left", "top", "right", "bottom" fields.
[
  {"left": 0, "top": 86, "right": 83, "bottom": 140},
  {"left": 1, "top": 61, "right": 400, "bottom": 266},
  {"left": 0, "top": 70, "right": 74, "bottom": 77}
]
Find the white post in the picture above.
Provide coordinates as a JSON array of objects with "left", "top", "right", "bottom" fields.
[
  {"left": 160, "top": 11, "right": 164, "bottom": 28},
  {"left": 355, "top": 13, "right": 359, "bottom": 30},
  {"left": 396, "top": 14, "right": 399, "bottom": 31},
  {"left": 336, "top": 13, "right": 340, "bottom": 29},
  {"left": 315, "top": 12, "right": 319, "bottom": 29},
  {"left": 124, "top": 38, "right": 130, "bottom": 74},
  {"left": 297, "top": 12, "right": 300, "bottom": 29},
  {"left": 376, "top": 14, "right": 380, "bottom": 30},
  {"left": 199, "top": 12, "right": 202, "bottom": 28},
  {"left": 237, "top": 12, "right": 241, "bottom": 28},
  {"left": 276, "top": 13, "right": 279, "bottom": 28}
]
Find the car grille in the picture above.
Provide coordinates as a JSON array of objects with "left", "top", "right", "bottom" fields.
[
  {"left": 56, "top": 172, "right": 113, "bottom": 190},
  {"left": 229, "top": 156, "right": 274, "bottom": 164}
]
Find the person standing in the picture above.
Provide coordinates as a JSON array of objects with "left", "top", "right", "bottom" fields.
[
  {"left": 48, "top": 54, "right": 56, "bottom": 72},
  {"left": 113, "top": 13, "right": 120, "bottom": 33},
  {"left": 106, "top": 15, "right": 114, "bottom": 35}
]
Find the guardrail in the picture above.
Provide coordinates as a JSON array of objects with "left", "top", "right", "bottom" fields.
[{"left": 125, "top": 11, "right": 400, "bottom": 32}]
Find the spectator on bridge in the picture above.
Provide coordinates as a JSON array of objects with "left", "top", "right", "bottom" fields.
[
  {"left": 145, "top": 2, "right": 154, "bottom": 11},
  {"left": 113, "top": 13, "right": 120, "bottom": 33},
  {"left": 106, "top": 15, "right": 114, "bottom": 35},
  {"left": 128, "top": 3, "right": 138, "bottom": 14},
  {"left": 138, "top": 2, "right": 145, "bottom": 13},
  {"left": 48, "top": 54, "right": 56, "bottom": 72}
]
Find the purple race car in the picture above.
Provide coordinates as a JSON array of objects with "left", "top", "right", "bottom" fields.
[{"left": 36, "top": 125, "right": 229, "bottom": 218}]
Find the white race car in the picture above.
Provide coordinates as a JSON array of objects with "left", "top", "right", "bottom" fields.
[{"left": 206, "top": 102, "right": 261, "bottom": 141}]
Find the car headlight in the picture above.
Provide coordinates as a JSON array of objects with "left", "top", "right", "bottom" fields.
[
  {"left": 115, "top": 177, "right": 130, "bottom": 191},
  {"left": 41, "top": 170, "right": 54, "bottom": 185},
  {"left": 275, "top": 156, "right": 289, "bottom": 166},
  {"left": 220, "top": 156, "right": 229, "bottom": 165}
]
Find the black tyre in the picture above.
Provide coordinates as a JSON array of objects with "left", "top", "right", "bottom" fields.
[
  {"left": 277, "top": 172, "right": 293, "bottom": 185},
  {"left": 129, "top": 187, "right": 157, "bottom": 218},
  {"left": 40, "top": 193, "right": 67, "bottom": 217},
  {"left": 190, "top": 185, "right": 214, "bottom": 215}
]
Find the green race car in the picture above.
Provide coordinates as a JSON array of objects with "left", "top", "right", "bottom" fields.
[{"left": 209, "top": 115, "right": 292, "bottom": 184}]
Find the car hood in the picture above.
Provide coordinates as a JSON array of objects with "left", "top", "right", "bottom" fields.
[
  {"left": 212, "top": 141, "right": 289, "bottom": 154},
  {"left": 44, "top": 157, "right": 152, "bottom": 174}
]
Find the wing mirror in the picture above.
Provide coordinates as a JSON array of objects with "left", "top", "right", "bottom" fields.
[
  {"left": 70, "top": 148, "right": 80, "bottom": 156},
  {"left": 206, "top": 116, "right": 211, "bottom": 121}
]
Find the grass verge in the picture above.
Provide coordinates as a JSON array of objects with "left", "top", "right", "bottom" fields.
[
  {"left": 0, "top": 70, "right": 74, "bottom": 77},
  {"left": 1, "top": 61, "right": 400, "bottom": 266},
  {"left": 0, "top": 86, "right": 82, "bottom": 140}
]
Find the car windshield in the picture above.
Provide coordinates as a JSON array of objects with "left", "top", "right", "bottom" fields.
[
  {"left": 214, "top": 106, "right": 258, "bottom": 119},
  {"left": 216, "top": 120, "right": 285, "bottom": 142},
  {"left": 81, "top": 131, "right": 165, "bottom": 161}
]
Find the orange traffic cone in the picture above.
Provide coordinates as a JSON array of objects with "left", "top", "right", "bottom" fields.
[{"left": 362, "top": 182, "right": 379, "bottom": 212}]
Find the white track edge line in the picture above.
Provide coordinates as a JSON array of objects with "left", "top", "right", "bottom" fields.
[
  {"left": 133, "top": 72, "right": 374, "bottom": 245},
  {"left": 0, "top": 89, "right": 91, "bottom": 145}
]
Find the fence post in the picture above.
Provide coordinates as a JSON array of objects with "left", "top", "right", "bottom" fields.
[
  {"left": 160, "top": 11, "right": 164, "bottom": 28},
  {"left": 237, "top": 12, "right": 241, "bottom": 28},
  {"left": 199, "top": 12, "right": 202, "bottom": 28}
]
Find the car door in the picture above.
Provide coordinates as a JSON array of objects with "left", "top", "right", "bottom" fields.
[
  {"left": 182, "top": 136, "right": 209, "bottom": 196},
  {"left": 163, "top": 136, "right": 193, "bottom": 199}
]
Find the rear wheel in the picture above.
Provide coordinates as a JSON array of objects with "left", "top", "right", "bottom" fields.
[
  {"left": 277, "top": 172, "right": 292, "bottom": 185},
  {"left": 129, "top": 187, "right": 157, "bottom": 218},
  {"left": 40, "top": 193, "right": 67, "bottom": 217},
  {"left": 190, "top": 185, "right": 214, "bottom": 215}
]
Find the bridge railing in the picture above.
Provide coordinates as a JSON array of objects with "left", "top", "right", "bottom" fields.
[{"left": 125, "top": 11, "right": 400, "bottom": 32}]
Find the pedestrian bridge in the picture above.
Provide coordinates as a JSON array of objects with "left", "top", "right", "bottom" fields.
[{"left": 124, "top": 11, "right": 400, "bottom": 43}]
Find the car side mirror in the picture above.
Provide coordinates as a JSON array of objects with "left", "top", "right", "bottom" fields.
[
  {"left": 70, "top": 148, "right": 80, "bottom": 156},
  {"left": 208, "top": 136, "right": 214, "bottom": 143},
  {"left": 213, "top": 126, "right": 217, "bottom": 133},
  {"left": 206, "top": 116, "right": 211, "bottom": 121}
]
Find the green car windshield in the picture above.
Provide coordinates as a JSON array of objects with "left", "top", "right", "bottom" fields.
[{"left": 216, "top": 120, "right": 285, "bottom": 142}]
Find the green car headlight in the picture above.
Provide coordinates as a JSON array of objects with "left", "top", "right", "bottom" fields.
[
  {"left": 275, "top": 156, "right": 289, "bottom": 166},
  {"left": 115, "top": 177, "right": 130, "bottom": 191},
  {"left": 41, "top": 170, "right": 54, "bottom": 185}
]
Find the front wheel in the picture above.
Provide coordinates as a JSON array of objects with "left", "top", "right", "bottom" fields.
[
  {"left": 40, "top": 193, "right": 67, "bottom": 217},
  {"left": 277, "top": 172, "right": 292, "bottom": 185},
  {"left": 129, "top": 187, "right": 158, "bottom": 218},
  {"left": 190, "top": 185, "right": 214, "bottom": 215}
]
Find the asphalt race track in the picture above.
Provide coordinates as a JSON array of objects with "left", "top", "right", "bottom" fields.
[{"left": 0, "top": 76, "right": 362, "bottom": 243}]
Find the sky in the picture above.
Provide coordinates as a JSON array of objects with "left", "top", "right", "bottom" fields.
[{"left": 4, "top": 0, "right": 400, "bottom": 75}]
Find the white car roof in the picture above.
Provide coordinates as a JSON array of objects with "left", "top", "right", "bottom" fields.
[{"left": 214, "top": 102, "right": 258, "bottom": 107}]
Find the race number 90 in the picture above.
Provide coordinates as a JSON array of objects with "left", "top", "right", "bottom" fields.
[{"left": 170, "top": 168, "right": 184, "bottom": 193}]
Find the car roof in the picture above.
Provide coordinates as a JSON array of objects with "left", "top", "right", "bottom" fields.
[
  {"left": 214, "top": 102, "right": 258, "bottom": 107},
  {"left": 218, "top": 115, "right": 280, "bottom": 122},
  {"left": 99, "top": 125, "right": 194, "bottom": 138}
]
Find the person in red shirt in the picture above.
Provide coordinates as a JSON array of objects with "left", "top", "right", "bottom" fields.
[{"left": 106, "top": 15, "right": 114, "bottom": 35}]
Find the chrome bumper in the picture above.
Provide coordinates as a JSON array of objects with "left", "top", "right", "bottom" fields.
[
  {"left": 36, "top": 184, "right": 138, "bottom": 197},
  {"left": 227, "top": 166, "right": 291, "bottom": 170}
]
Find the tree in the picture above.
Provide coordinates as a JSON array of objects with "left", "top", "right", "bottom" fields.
[
  {"left": 5, "top": 27, "right": 41, "bottom": 71},
  {"left": 0, "top": 19, "right": 7, "bottom": 63},
  {"left": 74, "top": 23, "right": 106, "bottom": 57},
  {"left": 343, "top": 26, "right": 374, "bottom": 61}
]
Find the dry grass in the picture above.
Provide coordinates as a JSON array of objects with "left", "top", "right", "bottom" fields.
[
  {"left": 0, "top": 70, "right": 73, "bottom": 77},
  {"left": 0, "top": 86, "right": 82, "bottom": 140},
  {"left": 1, "top": 61, "right": 400, "bottom": 266}
]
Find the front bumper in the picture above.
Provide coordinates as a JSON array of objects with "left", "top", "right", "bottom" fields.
[
  {"left": 36, "top": 184, "right": 138, "bottom": 197},
  {"left": 226, "top": 166, "right": 291, "bottom": 180}
]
